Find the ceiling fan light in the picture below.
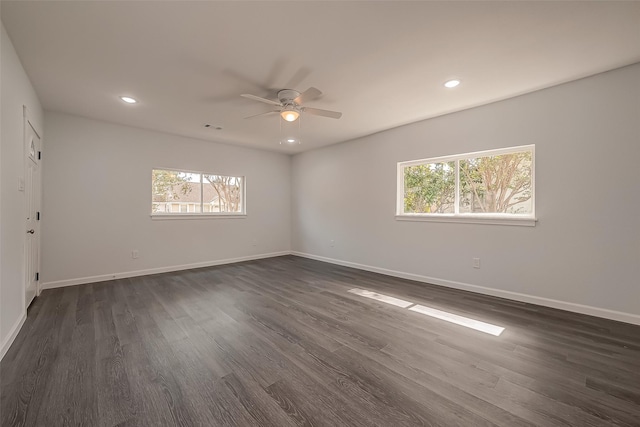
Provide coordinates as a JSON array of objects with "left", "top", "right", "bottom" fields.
[{"left": 281, "top": 108, "right": 300, "bottom": 122}]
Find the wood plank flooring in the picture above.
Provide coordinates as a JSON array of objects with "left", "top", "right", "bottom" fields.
[{"left": 2, "top": 255, "right": 639, "bottom": 426}]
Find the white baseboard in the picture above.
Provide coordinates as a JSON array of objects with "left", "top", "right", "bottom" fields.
[
  {"left": 291, "top": 251, "right": 640, "bottom": 326},
  {"left": 1, "top": 311, "right": 27, "bottom": 362},
  {"left": 38, "top": 249, "right": 640, "bottom": 326},
  {"left": 41, "top": 251, "right": 290, "bottom": 290}
]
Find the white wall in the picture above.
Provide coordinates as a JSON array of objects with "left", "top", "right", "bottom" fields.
[
  {"left": 292, "top": 63, "right": 640, "bottom": 323},
  {"left": 1, "top": 22, "right": 44, "bottom": 357},
  {"left": 41, "top": 112, "right": 291, "bottom": 286}
]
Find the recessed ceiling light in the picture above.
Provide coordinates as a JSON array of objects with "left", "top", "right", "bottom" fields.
[
  {"left": 120, "top": 96, "right": 137, "bottom": 104},
  {"left": 444, "top": 79, "right": 461, "bottom": 89},
  {"left": 280, "top": 138, "right": 300, "bottom": 145}
]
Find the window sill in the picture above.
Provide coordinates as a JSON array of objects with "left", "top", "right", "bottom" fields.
[
  {"left": 395, "top": 214, "right": 536, "bottom": 227},
  {"left": 151, "top": 214, "right": 247, "bottom": 220}
]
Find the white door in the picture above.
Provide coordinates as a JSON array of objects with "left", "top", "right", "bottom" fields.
[{"left": 25, "top": 120, "right": 41, "bottom": 307}]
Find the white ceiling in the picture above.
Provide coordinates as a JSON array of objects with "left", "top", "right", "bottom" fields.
[{"left": 2, "top": 1, "right": 640, "bottom": 154}]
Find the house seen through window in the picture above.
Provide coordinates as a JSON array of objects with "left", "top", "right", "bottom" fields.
[{"left": 152, "top": 169, "right": 245, "bottom": 215}]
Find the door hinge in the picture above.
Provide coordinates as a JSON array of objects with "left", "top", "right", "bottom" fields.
[
  {"left": 36, "top": 272, "right": 39, "bottom": 281},
  {"left": 38, "top": 151, "right": 41, "bottom": 160},
  {"left": 37, "top": 211, "right": 40, "bottom": 221}
]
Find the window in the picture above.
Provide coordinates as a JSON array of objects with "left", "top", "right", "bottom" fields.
[
  {"left": 151, "top": 169, "right": 245, "bottom": 216},
  {"left": 397, "top": 145, "right": 534, "bottom": 225}
]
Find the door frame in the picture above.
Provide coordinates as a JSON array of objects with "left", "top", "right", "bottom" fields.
[{"left": 23, "top": 106, "right": 43, "bottom": 306}]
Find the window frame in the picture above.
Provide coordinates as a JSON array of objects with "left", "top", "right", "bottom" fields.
[
  {"left": 396, "top": 145, "right": 536, "bottom": 226},
  {"left": 151, "top": 167, "right": 246, "bottom": 220}
]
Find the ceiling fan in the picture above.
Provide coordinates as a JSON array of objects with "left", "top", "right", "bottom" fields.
[{"left": 241, "top": 87, "right": 342, "bottom": 122}]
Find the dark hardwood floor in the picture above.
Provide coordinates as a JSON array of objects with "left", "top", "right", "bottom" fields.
[{"left": 2, "top": 255, "right": 639, "bottom": 426}]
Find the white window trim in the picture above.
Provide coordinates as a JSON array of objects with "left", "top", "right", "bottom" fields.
[
  {"left": 151, "top": 213, "right": 247, "bottom": 220},
  {"left": 396, "top": 145, "right": 535, "bottom": 226},
  {"left": 395, "top": 214, "right": 536, "bottom": 227},
  {"left": 151, "top": 167, "right": 246, "bottom": 218}
]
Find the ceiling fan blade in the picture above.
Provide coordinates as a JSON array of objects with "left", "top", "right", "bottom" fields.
[
  {"left": 263, "top": 58, "right": 287, "bottom": 89},
  {"left": 294, "top": 87, "right": 322, "bottom": 104},
  {"left": 286, "top": 67, "right": 312, "bottom": 89},
  {"left": 303, "top": 107, "right": 342, "bottom": 119},
  {"left": 240, "top": 94, "right": 282, "bottom": 106},
  {"left": 244, "top": 110, "right": 279, "bottom": 119}
]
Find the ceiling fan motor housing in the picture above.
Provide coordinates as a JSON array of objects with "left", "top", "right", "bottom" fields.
[{"left": 278, "top": 89, "right": 301, "bottom": 104}]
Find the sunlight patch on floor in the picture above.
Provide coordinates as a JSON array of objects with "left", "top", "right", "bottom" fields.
[
  {"left": 348, "top": 288, "right": 505, "bottom": 336},
  {"left": 409, "top": 304, "right": 505, "bottom": 336},
  {"left": 348, "top": 288, "right": 414, "bottom": 308}
]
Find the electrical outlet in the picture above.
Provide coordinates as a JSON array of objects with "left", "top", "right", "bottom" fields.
[
  {"left": 252, "top": 240, "right": 257, "bottom": 247},
  {"left": 473, "top": 258, "right": 480, "bottom": 269},
  {"left": 132, "top": 250, "right": 139, "bottom": 259},
  {"left": 330, "top": 239, "right": 335, "bottom": 247}
]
